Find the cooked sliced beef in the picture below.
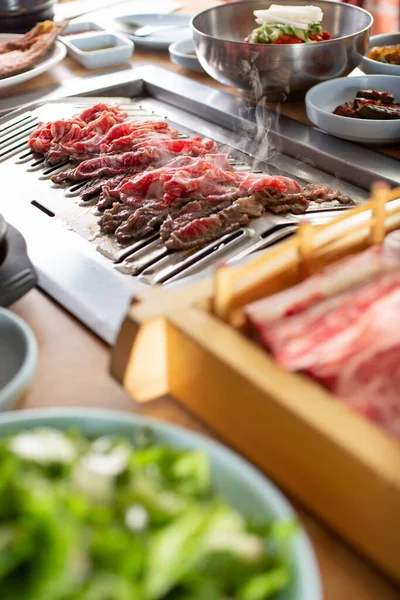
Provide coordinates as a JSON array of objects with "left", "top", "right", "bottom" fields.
[
  {"left": 29, "top": 102, "right": 357, "bottom": 254},
  {"left": 80, "top": 173, "right": 129, "bottom": 201},
  {"left": 303, "top": 183, "right": 354, "bottom": 205},
  {"left": 163, "top": 196, "right": 265, "bottom": 250},
  {"left": 98, "top": 203, "right": 134, "bottom": 235},
  {"left": 160, "top": 199, "right": 232, "bottom": 242},
  {"left": 259, "top": 193, "right": 309, "bottom": 214},
  {"left": 164, "top": 214, "right": 241, "bottom": 250},
  {"left": 114, "top": 200, "right": 186, "bottom": 243}
]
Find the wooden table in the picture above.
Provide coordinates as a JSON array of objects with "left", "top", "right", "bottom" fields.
[{"left": 7, "top": 1, "right": 400, "bottom": 597}]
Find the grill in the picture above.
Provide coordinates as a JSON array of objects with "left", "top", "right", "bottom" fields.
[{"left": 1, "top": 66, "right": 399, "bottom": 342}]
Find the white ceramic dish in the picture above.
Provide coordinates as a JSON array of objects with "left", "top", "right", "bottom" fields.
[
  {"left": 0, "top": 34, "right": 66, "bottom": 91},
  {"left": 0, "top": 308, "right": 37, "bottom": 411},
  {"left": 113, "top": 13, "right": 191, "bottom": 49},
  {"left": 360, "top": 32, "right": 400, "bottom": 76},
  {"left": 169, "top": 38, "right": 204, "bottom": 72},
  {"left": 62, "top": 31, "right": 134, "bottom": 69},
  {"left": 59, "top": 20, "right": 106, "bottom": 38},
  {"left": 306, "top": 75, "right": 400, "bottom": 144}
]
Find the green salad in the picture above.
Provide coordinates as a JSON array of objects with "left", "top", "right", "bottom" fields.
[
  {"left": 0, "top": 428, "right": 295, "bottom": 600},
  {"left": 246, "top": 21, "right": 327, "bottom": 44}
]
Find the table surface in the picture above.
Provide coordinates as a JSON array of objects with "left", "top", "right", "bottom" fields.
[{"left": 7, "top": 1, "right": 400, "bottom": 597}]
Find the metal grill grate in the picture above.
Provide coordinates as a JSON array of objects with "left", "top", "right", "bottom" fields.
[
  {"left": 0, "top": 90, "right": 371, "bottom": 342},
  {"left": 0, "top": 98, "right": 362, "bottom": 287}
]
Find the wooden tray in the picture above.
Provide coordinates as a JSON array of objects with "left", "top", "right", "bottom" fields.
[{"left": 112, "top": 184, "right": 400, "bottom": 584}]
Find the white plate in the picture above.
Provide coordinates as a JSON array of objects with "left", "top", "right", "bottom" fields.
[
  {"left": 113, "top": 13, "right": 191, "bottom": 49},
  {"left": 0, "top": 34, "right": 66, "bottom": 91}
]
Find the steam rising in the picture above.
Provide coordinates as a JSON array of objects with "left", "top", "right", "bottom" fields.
[{"left": 234, "top": 54, "right": 284, "bottom": 175}]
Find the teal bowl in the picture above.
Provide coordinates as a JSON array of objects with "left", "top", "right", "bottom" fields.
[
  {"left": 0, "top": 408, "right": 321, "bottom": 600},
  {"left": 0, "top": 308, "right": 37, "bottom": 411}
]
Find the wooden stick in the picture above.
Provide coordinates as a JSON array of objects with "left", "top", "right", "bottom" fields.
[
  {"left": 297, "top": 221, "right": 314, "bottom": 278},
  {"left": 213, "top": 264, "right": 234, "bottom": 321},
  {"left": 371, "top": 183, "right": 390, "bottom": 245}
]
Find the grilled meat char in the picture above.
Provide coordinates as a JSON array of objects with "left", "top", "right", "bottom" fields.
[
  {"left": 31, "top": 102, "right": 356, "bottom": 253},
  {"left": 303, "top": 183, "right": 353, "bottom": 205},
  {"left": 162, "top": 196, "right": 263, "bottom": 250},
  {"left": 79, "top": 174, "right": 129, "bottom": 202},
  {"left": 99, "top": 162, "right": 307, "bottom": 249},
  {"left": 97, "top": 203, "right": 135, "bottom": 236}
]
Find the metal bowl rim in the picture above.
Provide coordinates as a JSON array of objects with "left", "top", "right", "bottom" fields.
[
  {"left": 0, "top": 0, "right": 56, "bottom": 17},
  {"left": 191, "top": 0, "right": 373, "bottom": 47}
]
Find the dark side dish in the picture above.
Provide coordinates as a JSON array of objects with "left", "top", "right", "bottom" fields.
[{"left": 334, "top": 90, "right": 400, "bottom": 120}]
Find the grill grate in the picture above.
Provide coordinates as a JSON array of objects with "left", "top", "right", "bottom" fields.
[
  {"left": 0, "top": 93, "right": 371, "bottom": 342},
  {"left": 0, "top": 98, "right": 365, "bottom": 287}
]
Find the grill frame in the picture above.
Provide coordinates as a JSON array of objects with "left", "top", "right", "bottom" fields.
[{"left": 0, "top": 65, "right": 398, "bottom": 343}]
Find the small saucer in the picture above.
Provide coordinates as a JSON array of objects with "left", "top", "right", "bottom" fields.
[{"left": 169, "top": 38, "right": 204, "bottom": 73}]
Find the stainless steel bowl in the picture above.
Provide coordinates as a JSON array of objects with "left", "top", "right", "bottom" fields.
[
  {"left": 0, "top": 0, "right": 57, "bottom": 33},
  {"left": 191, "top": 0, "right": 373, "bottom": 101}
]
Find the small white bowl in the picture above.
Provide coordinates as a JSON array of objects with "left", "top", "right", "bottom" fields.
[
  {"left": 62, "top": 31, "right": 134, "bottom": 69},
  {"left": 361, "top": 32, "right": 400, "bottom": 76},
  {"left": 59, "top": 21, "right": 105, "bottom": 38},
  {"left": 0, "top": 308, "right": 37, "bottom": 411},
  {"left": 306, "top": 75, "right": 400, "bottom": 144},
  {"left": 169, "top": 38, "right": 204, "bottom": 73}
]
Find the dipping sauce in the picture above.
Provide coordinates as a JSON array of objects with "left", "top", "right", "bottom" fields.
[{"left": 82, "top": 44, "right": 117, "bottom": 52}]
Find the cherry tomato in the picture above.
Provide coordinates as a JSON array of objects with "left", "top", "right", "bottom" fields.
[
  {"left": 309, "top": 33, "right": 324, "bottom": 42},
  {"left": 322, "top": 30, "right": 333, "bottom": 40},
  {"left": 273, "top": 34, "right": 304, "bottom": 44}
]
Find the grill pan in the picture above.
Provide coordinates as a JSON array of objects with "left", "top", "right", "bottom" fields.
[{"left": 0, "top": 66, "right": 398, "bottom": 342}]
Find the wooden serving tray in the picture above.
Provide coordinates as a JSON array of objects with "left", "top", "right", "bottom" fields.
[{"left": 112, "top": 184, "right": 400, "bottom": 584}]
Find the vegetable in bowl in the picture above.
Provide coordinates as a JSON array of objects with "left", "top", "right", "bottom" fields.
[
  {"left": 0, "top": 424, "right": 298, "bottom": 600},
  {"left": 245, "top": 5, "right": 333, "bottom": 44}
]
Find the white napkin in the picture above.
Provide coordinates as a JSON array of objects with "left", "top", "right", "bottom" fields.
[{"left": 55, "top": 0, "right": 183, "bottom": 22}]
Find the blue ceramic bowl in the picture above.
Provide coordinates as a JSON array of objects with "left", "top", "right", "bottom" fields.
[
  {"left": 169, "top": 38, "right": 205, "bottom": 73},
  {"left": 306, "top": 75, "right": 400, "bottom": 144},
  {"left": 0, "top": 408, "right": 322, "bottom": 600},
  {"left": 0, "top": 308, "right": 37, "bottom": 410},
  {"left": 360, "top": 32, "right": 400, "bottom": 76}
]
